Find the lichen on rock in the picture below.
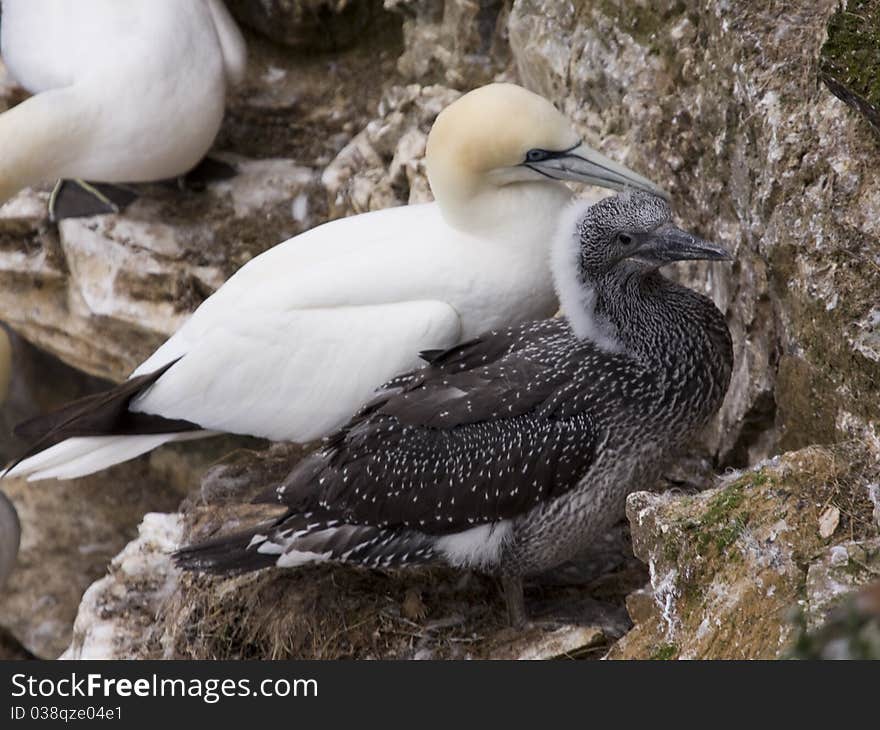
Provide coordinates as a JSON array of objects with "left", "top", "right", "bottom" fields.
[{"left": 609, "top": 443, "right": 879, "bottom": 659}]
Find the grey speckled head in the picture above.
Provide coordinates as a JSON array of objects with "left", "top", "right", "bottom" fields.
[
  {"left": 576, "top": 191, "right": 672, "bottom": 275},
  {"left": 575, "top": 191, "right": 730, "bottom": 278}
]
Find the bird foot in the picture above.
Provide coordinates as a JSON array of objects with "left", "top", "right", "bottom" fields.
[
  {"left": 501, "top": 575, "right": 529, "bottom": 629},
  {"left": 49, "top": 179, "right": 138, "bottom": 222}
]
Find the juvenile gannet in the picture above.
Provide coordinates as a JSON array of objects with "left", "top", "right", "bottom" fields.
[
  {"left": 0, "top": 0, "right": 246, "bottom": 219},
  {"left": 9, "top": 83, "right": 666, "bottom": 482},
  {"left": 175, "top": 192, "right": 734, "bottom": 627}
]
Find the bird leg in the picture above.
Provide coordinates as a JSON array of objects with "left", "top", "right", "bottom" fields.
[
  {"left": 49, "top": 179, "right": 138, "bottom": 222},
  {"left": 501, "top": 575, "right": 529, "bottom": 629}
]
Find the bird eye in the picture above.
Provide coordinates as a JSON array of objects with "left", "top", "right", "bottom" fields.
[
  {"left": 525, "top": 149, "right": 549, "bottom": 163},
  {"left": 617, "top": 233, "right": 633, "bottom": 246}
]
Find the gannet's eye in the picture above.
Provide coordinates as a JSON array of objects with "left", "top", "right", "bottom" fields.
[
  {"left": 616, "top": 233, "right": 633, "bottom": 246},
  {"left": 525, "top": 149, "right": 549, "bottom": 163}
]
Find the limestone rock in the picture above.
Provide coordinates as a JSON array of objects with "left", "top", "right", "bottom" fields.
[
  {"left": 805, "top": 538, "right": 880, "bottom": 632},
  {"left": 387, "top": 0, "right": 511, "bottom": 87},
  {"left": 788, "top": 581, "right": 880, "bottom": 660},
  {"left": 0, "top": 160, "right": 320, "bottom": 381},
  {"left": 609, "top": 444, "right": 879, "bottom": 659},
  {"left": 227, "top": 0, "right": 389, "bottom": 52},
  {"left": 62, "top": 513, "right": 183, "bottom": 660},
  {"left": 322, "top": 84, "right": 460, "bottom": 216}
]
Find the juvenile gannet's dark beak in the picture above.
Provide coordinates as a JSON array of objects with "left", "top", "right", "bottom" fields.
[
  {"left": 524, "top": 141, "right": 669, "bottom": 199},
  {"left": 628, "top": 225, "right": 733, "bottom": 265}
]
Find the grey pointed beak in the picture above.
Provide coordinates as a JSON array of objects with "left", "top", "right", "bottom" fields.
[
  {"left": 526, "top": 141, "right": 669, "bottom": 199},
  {"left": 631, "top": 225, "right": 733, "bottom": 264}
]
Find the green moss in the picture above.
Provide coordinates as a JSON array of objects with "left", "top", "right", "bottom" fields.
[
  {"left": 821, "top": 0, "right": 880, "bottom": 109},
  {"left": 686, "top": 481, "right": 755, "bottom": 557},
  {"left": 703, "top": 484, "right": 745, "bottom": 523},
  {"left": 663, "top": 538, "right": 681, "bottom": 562},
  {"left": 650, "top": 643, "right": 679, "bottom": 660}
]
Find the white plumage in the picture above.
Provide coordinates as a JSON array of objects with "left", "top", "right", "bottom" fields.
[
  {"left": 8, "top": 83, "right": 665, "bottom": 481},
  {"left": 0, "top": 0, "right": 246, "bottom": 204}
]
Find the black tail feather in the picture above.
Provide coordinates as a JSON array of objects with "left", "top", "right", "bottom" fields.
[
  {"left": 7, "top": 359, "right": 199, "bottom": 474},
  {"left": 173, "top": 519, "right": 285, "bottom": 575}
]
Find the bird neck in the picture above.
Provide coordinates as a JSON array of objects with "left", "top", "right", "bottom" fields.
[
  {"left": 0, "top": 91, "right": 85, "bottom": 205},
  {"left": 430, "top": 162, "right": 573, "bottom": 240},
  {"left": 572, "top": 268, "right": 732, "bottom": 376}
]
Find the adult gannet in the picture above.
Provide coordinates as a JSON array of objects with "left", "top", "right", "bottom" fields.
[
  {"left": 9, "top": 83, "right": 666, "bottom": 482},
  {"left": 0, "top": 0, "right": 246, "bottom": 219},
  {"left": 175, "top": 192, "right": 733, "bottom": 627}
]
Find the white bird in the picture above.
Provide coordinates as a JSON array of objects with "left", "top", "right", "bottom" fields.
[
  {"left": 0, "top": 0, "right": 246, "bottom": 218},
  {"left": 8, "top": 82, "right": 666, "bottom": 482}
]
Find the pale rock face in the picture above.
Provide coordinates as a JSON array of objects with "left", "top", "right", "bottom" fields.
[
  {"left": 610, "top": 444, "right": 879, "bottom": 659},
  {"left": 0, "top": 159, "right": 320, "bottom": 381},
  {"left": 62, "top": 514, "right": 184, "bottom": 661},
  {"left": 322, "top": 84, "right": 460, "bottom": 216}
]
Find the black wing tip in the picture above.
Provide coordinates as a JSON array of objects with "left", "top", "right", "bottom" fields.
[
  {"left": 418, "top": 348, "right": 446, "bottom": 364},
  {"left": 8, "top": 358, "right": 198, "bottom": 471}
]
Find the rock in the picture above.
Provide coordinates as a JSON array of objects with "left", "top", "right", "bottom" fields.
[
  {"left": 869, "top": 484, "right": 880, "bottom": 530},
  {"left": 227, "top": 0, "right": 390, "bottom": 52},
  {"left": 322, "top": 84, "right": 460, "bottom": 216},
  {"left": 820, "top": 0, "right": 880, "bottom": 137},
  {"left": 818, "top": 505, "right": 840, "bottom": 539},
  {"left": 805, "top": 539, "right": 880, "bottom": 632},
  {"left": 62, "top": 514, "right": 183, "bottom": 660},
  {"left": 0, "top": 469, "right": 186, "bottom": 658},
  {"left": 504, "top": 625, "right": 605, "bottom": 660},
  {"left": 788, "top": 581, "right": 880, "bottom": 660},
  {"left": 609, "top": 443, "right": 879, "bottom": 659},
  {"left": 387, "top": 0, "right": 511, "bottom": 88},
  {"left": 0, "top": 329, "right": 263, "bottom": 658},
  {"left": 0, "top": 160, "right": 321, "bottom": 381}
]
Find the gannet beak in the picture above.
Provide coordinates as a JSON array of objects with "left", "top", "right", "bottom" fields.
[
  {"left": 631, "top": 225, "right": 733, "bottom": 264},
  {"left": 525, "top": 141, "right": 669, "bottom": 199}
]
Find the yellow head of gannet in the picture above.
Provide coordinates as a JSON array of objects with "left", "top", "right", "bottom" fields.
[{"left": 426, "top": 83, "right": 666, "bottom": 232}]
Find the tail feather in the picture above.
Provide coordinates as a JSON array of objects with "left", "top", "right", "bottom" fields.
[
  {"left": 8, "top": 432, "right": 209, "bottom": 482},
  {"left": 174, "top": 520, "right": 285, "bottom": 575},
  {"left": 6, "top": 359, "right": 203, "bottom": 481},
  {"left": 175, "top": 511, "right": 437, "bottom": 575}
]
